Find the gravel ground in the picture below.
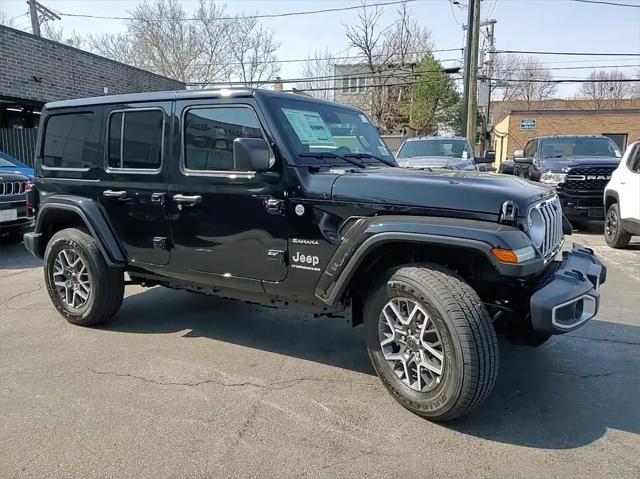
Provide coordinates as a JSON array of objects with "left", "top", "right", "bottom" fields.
[{"left": 1, "top": 223, "right": 639, "bottom": 478}]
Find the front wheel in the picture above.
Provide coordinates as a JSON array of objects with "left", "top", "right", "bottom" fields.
[
  {"left": 365, "top": 265, "right": 498, "bottom": 422},
  {"left": 605, "top": 203, "right": 631, "bottom": 248}
]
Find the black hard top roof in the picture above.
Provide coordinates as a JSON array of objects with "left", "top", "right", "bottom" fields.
[{"left": 44, "top": 87, "right": 355, "bottom": 111}]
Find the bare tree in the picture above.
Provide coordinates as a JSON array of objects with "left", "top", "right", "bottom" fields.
[
  {"left": 224, "top": 15, "right": 280, "bottom": 87},
  {"left": 41, "top": 23, "right": 85, "bottom": 49},
  {"left": 0, "top": 9, "right": 18, "bottom": 27},
  {"left": 296, "top": 48, "right": 337, "bottom": 100},
  {"left": 343, "top": 0, "right": 432, "bottom": 130},
  {"left": 88, "top": 33, "right": 139, "bottom": 66},
  {"left": 86, "top": 0, "right": 279, "bottom": 86},
  {"left": 493, "top": 54, "right": 558, "bottom": 107},
  {"left": 577, "top": 70, "right": 637, "bottom": 108}
]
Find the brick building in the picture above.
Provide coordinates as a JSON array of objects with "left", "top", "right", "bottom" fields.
[
  {"left": 0, "top": 25, "right": 184, "bottom": 129},
  {"left": 494, "top": 108, "right": 640, "bottom": 165}
]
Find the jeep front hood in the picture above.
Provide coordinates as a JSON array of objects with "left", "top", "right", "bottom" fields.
[{"left": 330, "top": 168, "right": 552, "bottom": 218}]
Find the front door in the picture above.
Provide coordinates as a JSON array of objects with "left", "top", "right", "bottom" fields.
[
  {"left": 168, "top": 101, "right": 288, "bottom": 283},
  {"left": 98, "top": 105, "right": 171, "bottom": 266}
]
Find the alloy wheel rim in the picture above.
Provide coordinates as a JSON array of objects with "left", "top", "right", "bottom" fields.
[
  {"left": 52, "top": 249, "right": 91, "bottom": 309},
  {"left": 605, "top": 210, "right": 617, "bottom": 239},
  {"left": 378, "top": 297, "right": 445, "bottom": 392}
]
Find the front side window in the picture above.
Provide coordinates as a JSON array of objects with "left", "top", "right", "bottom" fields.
[
  {"left": 107, "top": 110, "right": 163, "bottom": 170},
  {"left": 43, "top": 112, "right": 98, "bottom": 169},
  {"left": 184, "top": 106, "right": 263, "bottom": 172},
  {"left": 268, "top": 97, "right": 395, "bottom": 166},
  {"left": 540, "top": 137, "right": 622, "bottom": 159},
  {"left": 524, "top": 140, "right": 537, "bottom": 158}
]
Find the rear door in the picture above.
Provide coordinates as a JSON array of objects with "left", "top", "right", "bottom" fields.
[
  {"left": 168, "top": 100, "right": 288, "bottom": 283},
  {"left": 98, "top": 104, "right": 171, "bottom": 266}
]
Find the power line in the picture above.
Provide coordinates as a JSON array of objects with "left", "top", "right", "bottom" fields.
[
  {"left": 187, "top": 62, "right": 640, "bottom": 87},
  {"left": 55, "top": 0, "right": 417, "bottom": 21},
  {"left": 136, "top": 49, "right": 464, "bottom": 68},
  {"left": 495, "top": 49, "right": 640, "bottom": 56},
  {"left": 568, "top": 0, "right": 640, "bottom": 7}
]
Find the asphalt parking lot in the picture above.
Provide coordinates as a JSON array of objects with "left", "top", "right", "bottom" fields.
[{"left": 1, "top": 223, "right": 639, "bottom": 478}]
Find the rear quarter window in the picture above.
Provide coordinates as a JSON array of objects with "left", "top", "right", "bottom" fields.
[{"left": 42, "top": 112, "right": 100, "bottom": 169}]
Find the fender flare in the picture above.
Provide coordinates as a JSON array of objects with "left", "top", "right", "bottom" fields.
[
  {"left": 34, "top": 196, "right": 126, "bottom": 266},
  {"left": 603, "top": 189, "right": 619, "bottom": 210},
  {"left": 314, "top": 215, "right": 543, "bottom": 306}
]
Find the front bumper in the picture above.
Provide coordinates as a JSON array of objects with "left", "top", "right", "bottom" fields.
[
  {"left": 530, "top": 244, "right": 606, "bottom": 334},
  {"left": 0, "top": 217, "right": 34, "bottom": 234},
  {"left": 558, "top": 192, "right": 605, "bottom": 219}
]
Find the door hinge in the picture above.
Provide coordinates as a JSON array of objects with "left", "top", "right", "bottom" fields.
[
  {"left": 153, "top": 237, "right": 169, "bottom": 250},
  {"left": 151, "top": 193, "right": 165, "bottom": 206},
  {"left": 267, "top": 249, "right": 286, "bottom": 266},
  {"left": 264, "top": 198, "right": 285, "bottom": 215}
]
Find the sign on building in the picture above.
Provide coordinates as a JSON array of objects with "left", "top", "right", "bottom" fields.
[{"left": 520, "top": 119, "right": 536, "bottom": 130}]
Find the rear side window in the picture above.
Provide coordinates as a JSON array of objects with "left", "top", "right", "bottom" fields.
[
  {"left": 108, "top": 109, "right": 163, "bottom": 170},
  {"left": 183, "top": 106, "right": 263, "bottom": 172},
  {"left": 43, "top": 112, "right": 99, "bottom": 169}
]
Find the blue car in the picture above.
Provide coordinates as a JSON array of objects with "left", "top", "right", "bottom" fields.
[{"left": 0, "top": 151, "right": 34, "bottom": 180}]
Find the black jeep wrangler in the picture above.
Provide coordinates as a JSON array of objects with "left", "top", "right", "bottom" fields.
[{"left": 24, "top": 89, "right": 606, "bottom": 422}]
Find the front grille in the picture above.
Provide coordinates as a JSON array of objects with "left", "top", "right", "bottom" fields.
[
  {"left": 0, "top": 181, "right": 28, "bottom": 196},
  {"left": 564, "top": 166, "right": 616, "bottom": 191},
  {"left": 530, "top": 196, "right": 564, "bottom": 262}
]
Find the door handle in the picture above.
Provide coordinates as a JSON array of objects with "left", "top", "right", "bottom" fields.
[
  {"left": 103, "top": 190, "right": 128, "bottom": 200},
  {"left": 173, "top": 194, "right": 202, "bottom": 206}
]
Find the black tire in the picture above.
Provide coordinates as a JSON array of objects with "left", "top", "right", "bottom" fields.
[
  {"left": 44, "top": 228, "right": 124, "bottom": 326},
  {"left": 605, "top": 203, "right": 631, "bottom": 249},
  {"left": 364, "top": 265, "right": 498, "bottom": 422}
]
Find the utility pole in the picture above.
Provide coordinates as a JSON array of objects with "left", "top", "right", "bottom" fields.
[
  {"left": 480, "top": 19, "right": 496, "bottom": 156},
  {"left": 27, "top": 0, "right": 61, "bottom": 37},
  {"left": 461, "top": 0, "right": 481, "bottom": 150},
  {"left": 28, "top": 0, "right": 40, "bottom": 36}
]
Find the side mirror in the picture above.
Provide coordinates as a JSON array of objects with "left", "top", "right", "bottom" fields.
[
  {"left": 462, "top": 151, "right": 469, "bottom": 160},
  {"left": 513, "top": 149, "right": 532, "bottom": 164},
  {"left": 233, "top": 138, "right": 271, "bottom": 172}
]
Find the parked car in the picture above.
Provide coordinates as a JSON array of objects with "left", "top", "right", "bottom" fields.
[
  {"left": 604, "top": 140, "right": 640, "bottom": 248},
  {"left": 498, "top": 158, "right": 516, "bottom": 175},
  {"left": 0, "top": 150, "right": 35, "bottom": 180},
  {"left": 24, "top": 89, "right": 606, "bottom": 422},
  {"left": 0, "top": 171, "right": 34, "bottom": 240},
  {"left": 513, "top": 135, "right": 621, "bottom": 223},
  {"left": 395, "top": 137, "right": 482, "bottom": 171}
]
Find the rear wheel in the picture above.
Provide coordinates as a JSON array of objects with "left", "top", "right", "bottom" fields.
[
  {"left": 364, "top": 265, "right": 498, "bottom": 422},
  {"left": 605, "top": 203, "right": 631, "bottom": 248},
  {"left": 44, "top": 228, "right": 124, "bottom": 326}
]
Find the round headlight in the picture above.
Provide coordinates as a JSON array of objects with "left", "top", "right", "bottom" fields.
[{"left": 528, "top": 208, "right": 546, "bottom": 248}]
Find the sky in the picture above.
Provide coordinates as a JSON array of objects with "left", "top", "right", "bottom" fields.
[{"left": 2, "top": 0, "right": 640, "bottom": 97}]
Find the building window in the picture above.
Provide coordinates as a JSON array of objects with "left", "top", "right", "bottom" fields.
[
  {"left": 107, "top": 109, "right": 163, "bottom": 170},
  {"left": 184, "top": 106, "right": 263, "bottom": 172},
  {"left": 341, "top": 76, "right": 366, "bottom": 94}
]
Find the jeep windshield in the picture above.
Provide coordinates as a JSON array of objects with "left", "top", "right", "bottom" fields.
[
  {"left": 540, "top": 137, "right": 621, "bottom": 159},
  {"left": 267, "top": 97, "right": 396, "bottom": 167}
]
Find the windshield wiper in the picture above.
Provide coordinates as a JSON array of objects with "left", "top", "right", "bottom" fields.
[
  {"left": 343, "top": 153, "right": 397, "bottom": 167},
  {"left": 298, "top": 152, "right": 366, "bottom": 169}
]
